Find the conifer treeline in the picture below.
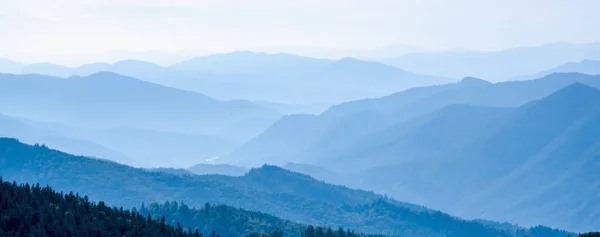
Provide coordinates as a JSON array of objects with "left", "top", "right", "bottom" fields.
[
  {"left": 137, "top": 201, "right": 384, "bottom": 237},
  {"left": 0, "top": 178, "right": 204, "bottom": 237},
  {"left": 241, "top": 226, "right": 370, "bottom": 237},
  {"left": 138, "top": 201, "right": 304, "bottom": 236},
  {"left": 0, "top": 178, "right": 380, "bottom": 237},
  {"left": 578, "top": 233, "right": 600, "bottom": 237}
]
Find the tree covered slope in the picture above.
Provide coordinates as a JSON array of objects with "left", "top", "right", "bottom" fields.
[{"left": 0, "top": 138, "right": 569, "bottom": 237}]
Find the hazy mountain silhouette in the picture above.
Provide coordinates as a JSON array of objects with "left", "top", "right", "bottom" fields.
[
  {"left": 5, "top": 115, "right": 238, "bottom": 167},
  {"left": 187, "top": 163, "right": 248, "bottom": 176},
  {"left": 21, "top": 63, "right": 73, "bottom": 77},
  {"left": 254, "top": 44, "right": 424, "bottom": 59},
  {"left": 226, "top": 73, "right": 600, "bottom": 167},
  {"left": 382, "top": 42, "right": 600, "bottom": 81},
  {"left": 170, "top": 52, "right": 452, "bottom": 103},
  {"left": 0, "top": 114, "right": 133, "bottom": 164},
  {"left": 257, "top": 101, "right": 332, "bottom": 115},
  {"left": 315, "top": 57, "right": 449, "bottom": 91},
  {"left": 70, "top": 60, "right": 168, "bottom": 81},
  {"left": 72, "top": 62, "right": 112, "bottom": 75},
  {"left": 516, "top": 60, "right": 600, "bottom": 80},
  {"left": 3, "top": 52, "right": 452, "bottom": 103},
  {"left": 38, "top": 125, "right": 238, "bottom": 168},
  {"left": 305, "top": 83, "right": 600, "bottom": 231},
  {"left": 226, "top": 77, "right": 492, "bottom": 166},
  {"left": 224, "top": 114, "right": 319, "bottom": 166},
  {"left": 319, "top": 104, "right": 513, "bottom": 170},
  {"left": 0, "top": 72, "right": 279, "bottom": 142},
  {"left": 170, "top": 51, "right": 330, "bottom": 75},
  {"left": 103, "top": 60, "right": 173, "bottom": 82},
  {"left": 445, "top": 83, "right": 600, "bottom": 230},
  {"left": 0, "top": 138, "right": 570, "bottom": 237},
  {"left": 21, "top": 60, "right": 173, "bottom": 83},
  {"left": 0, "top": 58, "right": 24, "bottom": 73}
]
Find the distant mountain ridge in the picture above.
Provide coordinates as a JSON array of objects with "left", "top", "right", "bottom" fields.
[
  {"left": 225, "top": 73, "right": 600, "bottom": 167},
  {"left": 1, "top": 52, "right": 453, "bottom": 103},
  {"left": 271, "top": 81, "right": 600, "bottom": 232},
  {"left": 187, "top": 163, "right": 248, "bottom": 176},
  {"left": 170, "top": 51, "right": 331, "bottom": 75},
  {"left": 382, "top": 42, "right": 600, "bottom": 81},
  {"left": 0, "top": 58, "right": 25, "bottom": 74},
  {"left": 0, "top": 72, "right": 279, "bottom": 143},
  {"left": 516, "top": 60, "right": 600, "bottom": 80},
  {"left": 0, "top": 114, "right": 134, "bottom": 164},
  {"left": 318, "top": 104, "right": 514, "bottom": 170},
  {"left": 0, "top": 113, "right": 241, "bottom": 168}
]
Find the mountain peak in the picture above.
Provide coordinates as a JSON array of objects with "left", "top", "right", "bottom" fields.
[
  {"left": 553, "top": 82, "right": 599, "bottom": 96},
  {"left": 248, "top": 164, "right": 291, "bottom": 175},
  {"left": 329, "top": 57, "right": 409, "bottom": 74},
  {"left": 334, "top": 57, "right": 381, "bottom": 66},
  {"left": 459, "top": 77, "right": 491, "bottom": 85},
  {"left": 246, "top": 165, "right": 311, "bottom": 180},
  {"left": 338, "top": 57, "right": 362, "bottom": 62},
  {"left": 112, "top": 59, "right": 162, "bottom": 67},
  {"left": 536, "top": 82, "right": 600, "bottom": 107},
  {"left": 227, "top": 50, "right": 264, "bottom": 56},
  {"left": 85, "top": 71, "right": 124, "bottom": 78},
  {"left": 80, "top": 71, "right": 149, "bottom": 85}
]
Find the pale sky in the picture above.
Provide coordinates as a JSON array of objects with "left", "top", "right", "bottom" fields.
[{"left": 1, "top": 0, "right": 599, "bottom": 63}]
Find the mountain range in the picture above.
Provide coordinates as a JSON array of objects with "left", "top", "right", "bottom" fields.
[
  {"left": 187, "top": 163, "right": 248, "bottom": 176},
  {"left": 0, "top": 114, "right": 134, "bottom": 164},
  {"left": 5, "top": 45, "right": 600, "bottom": 104},
  {"left": 0, "top": 137, "right": 571, "bottom": 237},
  {"left": 0, "top": 72, "right": 281, "bottom": 167},
  {"left": 0, "top": 72, "right": 278, "bottom": 141},
  {"left": 516, "top": 60, "right": 600, "bottom": 80},
  {"left": 2, "top": 45, "right": 600, "bottom": 235},
  {"left": 382, "top": 42, "right": 600, "bottom": 81},
  {"left": 0, "top": 113, "right": 244, "bottom": 167},
  {"left": 345, "top": 83, "right": 600, "bottom": 231},
  {"left": 1, "top": 52, "right": 452, "bottom": 104},
  {"left": 0, "top": 58, "right": 24, "bottom": 74},
  {"left": 222, "top": 73, "right": 600, "bottom": 231},
  {"left": 225, "top": 73, "right": 600, "bottom": 167}
]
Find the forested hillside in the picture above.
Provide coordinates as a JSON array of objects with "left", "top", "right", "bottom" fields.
[
  {"left": 580, "top": 233, "right": 600, "bottom": 237},
  {"left": 0, "top": 177, "right": 377, "bottom": 237},
  {"left": 0, "top": 138, "right": 571, "bottom": 237},
  {"left": 0, "top": 178, "right": 202, "bottom": 237},
  {"left": 139, "top": 201, "right": 303, "bottom": 236}
]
